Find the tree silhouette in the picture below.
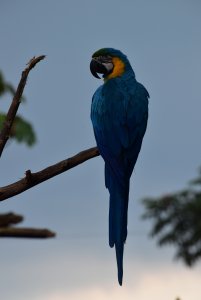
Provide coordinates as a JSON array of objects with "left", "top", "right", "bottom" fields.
[{"left": 142, "top": 168, "right": 201, "bottom": 266}]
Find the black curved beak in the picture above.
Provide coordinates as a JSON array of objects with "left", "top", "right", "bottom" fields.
[{"left": 90, "top": 58, "right": 108, "bottom": 79}]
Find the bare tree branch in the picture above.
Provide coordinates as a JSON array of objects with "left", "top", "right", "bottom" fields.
[
  {"left": 0, "top": 56, "right": 100, "bottom": 206},
  {"left": 0, "top": 227, "right": 55, "bottom": 238},
  {"left": 0, "top": 212, "right": 55, "bottom": 239},
  {"left": 0, "top": 55, "right": 45, "bottom": 157},
  {"left": 0, "top": 146, "right": 99, "bottom": 202},
  {"left": 0, "top": 212, "right": 23, "bottom": 227}
]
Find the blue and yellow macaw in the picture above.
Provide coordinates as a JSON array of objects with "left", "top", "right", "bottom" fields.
[{"left": 90, "top": 48, "right": 149, "bottom": 285}]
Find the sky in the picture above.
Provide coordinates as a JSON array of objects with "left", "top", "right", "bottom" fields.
[{"left": 0, "top": 0, "right": 201, "bottom": 299}]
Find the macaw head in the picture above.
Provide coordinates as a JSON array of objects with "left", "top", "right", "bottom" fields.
[{"left": 90, "top": 48, "right": 132, "bottom": 80}]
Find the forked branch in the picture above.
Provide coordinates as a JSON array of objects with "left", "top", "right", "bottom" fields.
[{"left": 0, "top": 56, "right": 100, "bottom": 203}]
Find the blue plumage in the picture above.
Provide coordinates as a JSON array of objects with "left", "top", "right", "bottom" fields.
[{"left": 90, "top": 48, "right": 149, "bottom": 285}]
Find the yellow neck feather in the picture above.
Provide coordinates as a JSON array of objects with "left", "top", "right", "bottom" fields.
[{"left": 106, "top": 57, "right": 125, "bottom": 80}]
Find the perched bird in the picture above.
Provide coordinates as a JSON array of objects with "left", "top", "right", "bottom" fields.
[{"left": 90, "top": 48, "right": 149, "bottom": 285}]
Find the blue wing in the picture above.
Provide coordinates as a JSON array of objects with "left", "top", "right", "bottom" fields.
[{"left": 91, "top": 78, "right": 148, "bottom": 182}]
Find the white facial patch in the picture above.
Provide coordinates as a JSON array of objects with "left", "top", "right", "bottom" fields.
[{"left": 102, "top": 62, "right": 114, "bottom": 72}]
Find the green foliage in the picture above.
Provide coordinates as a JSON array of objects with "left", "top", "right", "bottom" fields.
[
  {"left": 0, "top": 71, "right": 15, "bottom": 97},
  {"left": 0, "top": 71, "right": 6, "bottom": 96},
  {"left": 0, "top": 113, "right": 36, "bottom": 146},
  {"left": 14, "top": 116, "right": 36, "bottom": 146},
  {"left": 0, "top": 70, "right": 36, "bottom": 147},
  {"left": 142, "top": 169, "right": 201, "bottom": 266}
]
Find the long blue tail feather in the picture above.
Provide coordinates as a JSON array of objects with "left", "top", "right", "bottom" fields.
[{"left": 107, "top": 166, "right": 129, "bottom": 285}]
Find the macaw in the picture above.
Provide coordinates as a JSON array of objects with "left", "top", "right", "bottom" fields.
[{"left": 90, "top": 48, "right": 149, "bottom": 285}]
